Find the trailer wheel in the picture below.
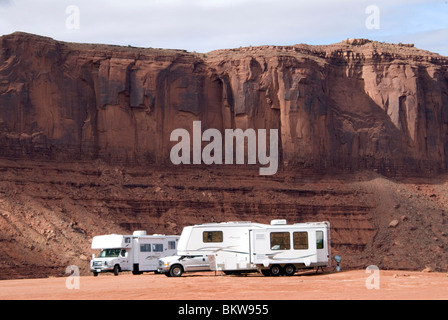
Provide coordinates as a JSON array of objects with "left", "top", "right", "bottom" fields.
[
  {"left": 169, "top": 265, "right": 183, "bottom": 277},
  {"left": 113, "top": 265, "right": 120, "bottom": 276},
  {"left": 284, "top": 264, "right": 295, "bottom": 276},
  {"left": 269, "top": 264, "right": 283, "bottom": 276}
]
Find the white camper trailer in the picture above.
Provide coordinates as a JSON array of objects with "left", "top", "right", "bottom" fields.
[
  {"left": 158, "top": 220, "right": 331, "bottom": 277},
  {"left": 90, "top": 231, "right": 179, "bottom": 276}
]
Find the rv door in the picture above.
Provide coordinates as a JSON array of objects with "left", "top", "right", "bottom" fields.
[
  {"left": 315, "top": 229, "right": 329, "bottom": 264},
  {"left": 250, "top": 230, "right": 270, "bottom": 265},
  {"left": 138, "top": 239, "right": 164, "bottom": 271}
]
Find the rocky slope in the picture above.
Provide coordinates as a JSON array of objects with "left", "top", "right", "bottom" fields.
[
  {"left": 0, "top": 159, "right": 447, "bottom": 279},
  {"left": 0, "top": 33, "right": 447, "bottom": 279}
]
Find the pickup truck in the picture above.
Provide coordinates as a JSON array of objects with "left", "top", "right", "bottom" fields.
[{"left": 158, "top": 255, "right": 210, "bottom": 277}]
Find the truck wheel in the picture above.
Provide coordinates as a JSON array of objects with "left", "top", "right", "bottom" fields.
[
  {"left": 113, "top": 265, "right": 120, "bottom": 276},
  {"left": 284, "top": 264, "right": 295, "bottom": 276},
  {"left": 169, "top": 265, "right": 183, "bottom": 277},
  {"left": 269, "top": 264, "right": 283, "bottom": 276},
  {"left": 93, "top": 271, "right": 98, "bottom": 277},
  {"left": 261, "top": 269, "right": 270, "bottom": 276}
]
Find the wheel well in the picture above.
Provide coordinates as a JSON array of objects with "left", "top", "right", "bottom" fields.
[{"left": 171, "top": 264, "right": 184, "bottom": 271}]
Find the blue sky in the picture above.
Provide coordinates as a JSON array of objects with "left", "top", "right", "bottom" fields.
[{"left": 0, "top": 0, "right": 447, "bottom": 56}]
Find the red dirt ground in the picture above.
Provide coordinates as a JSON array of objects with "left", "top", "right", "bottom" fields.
[{"left": 0, "top": 269, "right": 447, "bottom": 300}]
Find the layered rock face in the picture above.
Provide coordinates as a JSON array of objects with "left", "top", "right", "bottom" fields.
[
  {"left": 0, "top": 32, "right": 447, "bottom": 174},
  {"left": 1, "top": 33, "right": 448, "bottom": 278}
]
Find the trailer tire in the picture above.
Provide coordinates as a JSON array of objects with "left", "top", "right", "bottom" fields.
[
  {"left": 284, "top": 264, "right": 295, "bottom": 276},
  {"left": 169, "top": 265, "right": 183, "bottom": 277},
  {"left": 269, "top": 264, "right": 283, "bottom": 276},
  {"left": 113, "top": 265, "right": 120, "bottom": 276}
]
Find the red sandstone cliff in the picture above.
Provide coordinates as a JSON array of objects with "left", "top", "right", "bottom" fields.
[
  {"left": 1, "top": 33, "right": 448, "bottom": 279},
  {"left": 1, "top": 32, "right": 447, "bottom": 174}
]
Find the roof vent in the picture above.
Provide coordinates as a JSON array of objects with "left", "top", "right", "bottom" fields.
[
  {"left": 270, "top": 219, "right": 287, "bottom": 225},
  {"left": 133, "top": 230, "right": 147, "bottom": 236}
]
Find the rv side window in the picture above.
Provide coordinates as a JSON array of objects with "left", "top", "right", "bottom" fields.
[
  {"left": 125, "top": 237, "right": 131, "bottom": 244},
  {"left": 270, "top": 232, "right": 290, "bottom": 250},
  {"left": 293, "top": 232, "right": 308, "bottom": 250},
  {"left": 316, "top": 231, "right": 324, "bottom": 249},
  {"left": 152, "top": 243, "right": 163, "bottom": 252},
  {"left": 168, "top": 241, "right": 176, "bottom": 250},
  {"left": 140, "top": 244, "right": 151, "bottom": 252},
  {"left": 203, "top": 231, "right": 223, "bottom": 243}
]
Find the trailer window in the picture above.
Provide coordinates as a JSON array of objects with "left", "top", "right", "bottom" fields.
[
  {"left": 316, "top": 231, "right": 324, "bottom": 249},
  {"left": 140, "top": 244, "right": 151, "bottom": 252},
  {"left": 152, "top": 243, "right": 163, "bottom": 252},
  {"left": 293, "top": 232, "right": 308, "bottom": 250},
  {"left": 168, "top": 241, "right": 176, "bottom": 250},
  {"left": 270, "top": 232, "right": 290, "bottom": 250},
  {"left": 203, "top": 231, "right": 223, "bottom": 243}
]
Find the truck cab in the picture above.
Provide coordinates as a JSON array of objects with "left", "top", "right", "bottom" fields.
[
  {"left": 91, "top": 248, "right": 129, "bottom": 276},
  {"left": 158, "top": 254, "right": 210, "bottom": 277}
]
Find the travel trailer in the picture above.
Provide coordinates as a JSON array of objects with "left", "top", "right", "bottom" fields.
[
  {"left": 90, "top": 231, "right": 179, "bottom": 276},
  {"left": 158, "top": 220, "right": 330, "bottom": 277}
]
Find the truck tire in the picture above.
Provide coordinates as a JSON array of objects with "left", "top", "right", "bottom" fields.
[
  {"left": 284, "top": 264, "right": 295, "bottom": 276},
  {"left": 269, "top": 264, "right": 283, "bottom": 276},
  {"left": 93, "top": 271, "right": 98, "bottom": 277},
  {"left": 113, "top": 265, "right": 120, "bottom": 276},
  {"left": 169, "top": 264, "right": 183, "bottom": 277},
  {"left": 261, "top": 269, "right": 270, "bottom": 276}
]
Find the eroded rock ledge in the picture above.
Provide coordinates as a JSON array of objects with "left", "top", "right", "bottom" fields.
[{"left": 0, "top": 32, "right": 447, "bottom": 175}]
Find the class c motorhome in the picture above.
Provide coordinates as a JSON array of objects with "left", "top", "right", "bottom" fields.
[
  {"left": 90, "top": 231, "right": 179, "bottom": 276},
  {"left": 158, "top": 220, "right": 330, "bottom": 277}
]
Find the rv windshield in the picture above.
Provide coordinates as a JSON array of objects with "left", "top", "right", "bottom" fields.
[{"left": 98, "top": 249, "right": 121, "bottom": 258}]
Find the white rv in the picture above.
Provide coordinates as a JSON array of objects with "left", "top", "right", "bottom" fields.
[
  {"left": 90, "top": 231, "right": 179, "bottom": 276},
  {"left": 158, "top": 220, "right": 331, "bottom": 277}
]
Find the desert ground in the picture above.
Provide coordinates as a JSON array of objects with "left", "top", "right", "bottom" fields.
[{"left": 0, "top": 269, "right": 447, "bottom": 301}]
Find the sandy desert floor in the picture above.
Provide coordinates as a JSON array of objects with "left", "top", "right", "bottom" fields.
[{"left": 0, "top": 269, "right": 447, "bottom": 301}]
